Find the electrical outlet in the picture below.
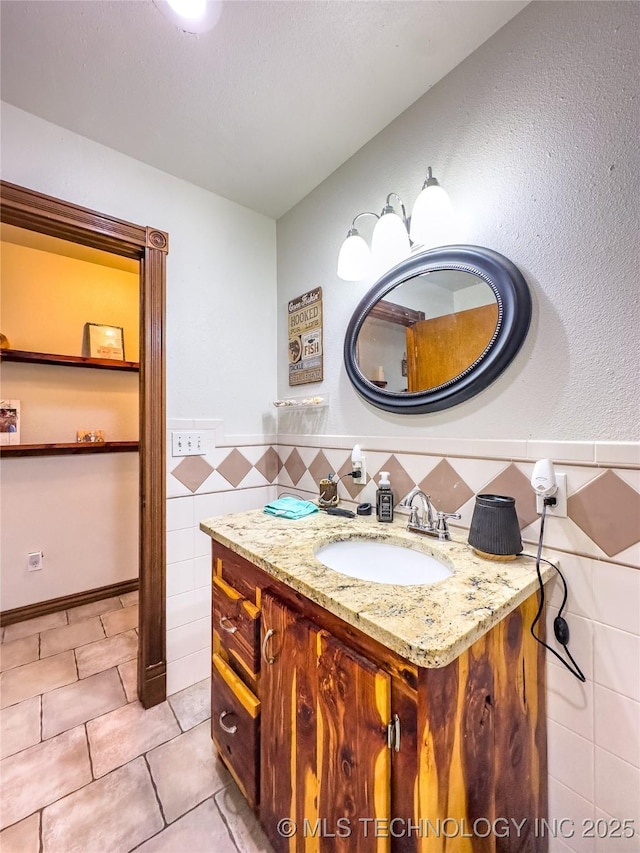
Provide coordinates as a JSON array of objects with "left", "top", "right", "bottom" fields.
[
  {"left": 536, "top": 472, "right": 567, "bottom": 517},
  {"left": 352, "top": 454, "right": 367, "bottom": 486},
  {"left": 171, "top": 431, "right": 206, "bottom": 457},
  {"left": 27, "top": 551, "right": 43, "bottom": 572}
]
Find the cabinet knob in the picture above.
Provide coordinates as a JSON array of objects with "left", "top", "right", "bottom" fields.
[
  {"left": 262, "top": 628, "right": 276, "bottom": 664},
  {"left": 219, "top": 615, "right": 238, "bottom": 634},
  {"left": 219, "top": 711, "right": 238, "bottom": 734}
]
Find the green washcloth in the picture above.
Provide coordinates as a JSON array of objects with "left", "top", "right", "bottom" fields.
[{"left": 263, "top": 496, "right": 319, "bottom": 519}]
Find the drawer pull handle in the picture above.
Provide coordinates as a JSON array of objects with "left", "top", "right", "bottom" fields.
[
  {"left": 219, "top": 711, "right": 238, "bottom": 734},
  {"left": 262, "top": 628, "right": 276, "bottom": 665},
  {"left": 219, "top": 616, "right": 238, "bottom": 634}
]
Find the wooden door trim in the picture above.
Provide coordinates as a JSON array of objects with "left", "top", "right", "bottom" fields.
[{"left": 0, "top": 180, "right": 167, "bottom": 708}]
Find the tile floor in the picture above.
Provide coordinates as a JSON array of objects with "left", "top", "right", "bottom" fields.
[{"left": 0, "top": 593, "right": 274, "bottom": 852}]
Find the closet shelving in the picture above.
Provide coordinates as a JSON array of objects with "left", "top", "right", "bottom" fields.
[{"left": 1, "top": 348, "right": 139, "bottom": 457}]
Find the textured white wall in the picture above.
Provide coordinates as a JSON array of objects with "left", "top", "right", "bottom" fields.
[
  {"left": 1, "top": 103, "right": 278, "bottom": 436},
  {"left": 276, "top": 1, "right": 640, "bottom": 441}
]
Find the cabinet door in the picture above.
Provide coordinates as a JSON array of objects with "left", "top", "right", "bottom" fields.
[
  {"left": 261, "top": 594, "right": 319, "bottom": 853},
  {"left": 317, "top": 630, "right": 392, "bottom": 853}
]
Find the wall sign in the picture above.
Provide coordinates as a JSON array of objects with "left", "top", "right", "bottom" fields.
[{"left": 288, "top": 287, "right": 323, "bottom": 386}]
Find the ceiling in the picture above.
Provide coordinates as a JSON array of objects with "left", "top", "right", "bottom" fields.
[{"left": 0, "top": 0, "right": 528, "bottom": 219}]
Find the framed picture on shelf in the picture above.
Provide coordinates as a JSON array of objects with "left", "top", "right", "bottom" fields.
[
  {"left": 85, "top": 323, "right": 125, "bottom": 360},
  {"left": 0, "top": 399, "right": 20, "bottom": 445},
  {"left": 76, "top": 429, "right": 105, "bottom": 443}
]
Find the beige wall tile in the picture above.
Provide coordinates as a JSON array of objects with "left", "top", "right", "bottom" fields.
[
  {"left": 0, "top": 696, "right": 40, "bottom": 759},
  {"left": 0, "top": 725, "right": 91, "bottom": 830},
  {"left": 0, "top": 651, "right": 77, "bottom": 710},
  {"left": 86, "top": 700, "right": 180, "bottom": 778},
  {"left": 42, "top": 668, "right": 126, "bottom": 740},
  {"left": 75, "top": 630, "right": 137, "bottom": 679},
  {"left": 41, "top": 757, "right": 163, "bottom": 853},
  {"left": 146, "top": 721, "right": 231, "bottom": 823}
]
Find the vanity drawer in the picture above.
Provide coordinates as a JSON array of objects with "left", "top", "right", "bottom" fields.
[
  {"left": 211, "top": 653, "right": 260, "bottom": 808},
  {"left": 213, "top": 575, "right": 261, "bottom": 675}
]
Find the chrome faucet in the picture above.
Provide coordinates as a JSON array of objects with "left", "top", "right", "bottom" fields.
[{"left": 400, "top": 487, "right": 461, "bottom": 540}]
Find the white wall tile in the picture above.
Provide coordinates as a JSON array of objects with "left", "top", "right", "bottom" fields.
[
  {"left": 193, "top": 584, "right": 211, "bottom": 622},
  {"left": 546, "top": 554, "right": 594, "bottom": 621},
  {"left": 194, "top": 525, "right": 213, "bottom": 559},
  {"left": 548, "top": 778, "right": 596, "bottom": 853},
  {"left": 592, "top": 562, "right": 640, "bottom": 637},
  {"left": 547, "top": 720, "right": 594, "bottom": 802},
  {"left": 593, "top": 809, "right": 640, "bottom": 852},
  {"left": 166, "top": 655, "right": 195, "bottom": 697},
  {"left": 166, "top": 590, "right": 197, "bottom": 631},
  {"left": 547, "top": 659, "right": 593, "bottom": 741},
  {"left": 526, "top": 441, "right": 595, "bottom": 463},
  {"left": 594, "top": 685, "right": 640, "bottom": 769},
  {"left": 193, "top": 491, "right": 226, "bottom": 521},
  {"left": 166, "top": 527, "right": 194, "bottom": 564},
  {"left": 594, "top": 442, "right": 640, "bottom": 466},
  {"left": 191, "top": 647, "right": 211, "bottom": 685},
  {"left": 194, "top": 555, "right": 211, "bottom": 590},
  {"left": 166, "top": 617, "right": 210, "bottom": 662},
  {"left": 593, "top": 624, "right": 640, "bottom": 702},
  {"left": 166, "top": 558, "right": 195, "bottom": 598},
  {"left": 166, "top": 496, "right": 194, "bottom": 531},
  {"left": 546, "top": 606, "right": 593, "bottom": 682},
  {"left": 594, "top": 748, "right": 640, "bottom": 826}
]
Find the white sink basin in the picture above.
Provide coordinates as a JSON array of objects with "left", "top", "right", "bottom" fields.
[{"left": 314, "top": 539, "right": 453, "bottom": 586}]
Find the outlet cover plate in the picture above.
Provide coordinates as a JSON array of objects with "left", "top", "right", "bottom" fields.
[{"left": 536, "top": 473, "right": 567, "bottom": 517}]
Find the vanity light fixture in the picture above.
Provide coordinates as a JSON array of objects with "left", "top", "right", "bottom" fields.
[{"left": 337, "top": 166, "right": 453, "bottom": 282}]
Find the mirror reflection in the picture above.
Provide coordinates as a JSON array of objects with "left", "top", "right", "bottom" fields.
[{"left": 356, "top": 270, "right": 498, "bottom": 393}]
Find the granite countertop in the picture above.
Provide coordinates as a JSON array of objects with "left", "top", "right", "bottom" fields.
[{"left": 199, "top": 508, "right": 554, "bottom": 669}]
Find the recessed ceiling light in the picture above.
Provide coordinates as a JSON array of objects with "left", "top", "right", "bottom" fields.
[{"left": 154, "top": 0, "right": 222, "bottom": 34}]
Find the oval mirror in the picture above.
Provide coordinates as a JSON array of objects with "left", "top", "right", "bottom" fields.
[{"left": 344, "top": 245, "right": 531, "bottom": 413}]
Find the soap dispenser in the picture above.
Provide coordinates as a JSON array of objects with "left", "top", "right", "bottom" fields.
[{"left": 376, "top": 471, "right": 394, "bottom": 523}]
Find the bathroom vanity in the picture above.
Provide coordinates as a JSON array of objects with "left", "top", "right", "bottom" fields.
[{"left": 200, "top": 509, "right": 552, "bottom": 853}]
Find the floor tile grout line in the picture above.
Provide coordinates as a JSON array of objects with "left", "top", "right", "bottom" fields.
[
  {"left": 142, "top": 752, "right": 169, "bottom": 829},
  {"left": 38, "top": 807, "right": 44, "bottom": 853},
  {"left": 212, "top": 786, "right": 244, "bottom": 853},
  {"left": 84, "top": 722, "right": 97, "bottom": 782}
]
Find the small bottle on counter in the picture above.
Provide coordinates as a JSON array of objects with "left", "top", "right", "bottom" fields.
[{"left": 376, "top": 471, "right": 394, "bottom": 523}]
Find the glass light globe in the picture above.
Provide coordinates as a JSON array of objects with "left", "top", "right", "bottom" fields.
[
  {"left": 337, "top": 232, "right": 371, "bottom": 281},
  {"left": 167, "top": 0, "right": 207, "bottom": 19},
  {"left": 371, "top": 211, "right": 411, "bottom": 276},
  {"left": 409, "top": 184, "right": 454, "bottom": 249}
]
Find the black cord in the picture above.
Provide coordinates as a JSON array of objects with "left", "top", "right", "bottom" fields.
[{"left": 523, "top": 502, "right": 586, "bottom": 682}]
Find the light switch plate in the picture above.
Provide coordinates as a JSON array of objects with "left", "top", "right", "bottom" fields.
[{"left": 171, "top": 431, "right": 206, "bottom": 457}]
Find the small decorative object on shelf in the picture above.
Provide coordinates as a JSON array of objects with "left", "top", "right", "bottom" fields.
[
  {"left": 273, "top": 395, "right": 328, "bottom": 408},
  {"left": 0, "top": 333, "right": 10, "bottom": 349},
  {"left": 84, "top": 323, "right": 125, "bottom": 360},
  {"left": 77, "top": 429, "right": 105, "bottom": 443},
  {"left": 0, "top": 399, "right": 20, "bottom": 445}
]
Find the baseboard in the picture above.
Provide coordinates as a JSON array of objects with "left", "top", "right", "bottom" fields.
[{"left": 0, "top": 578, "right": 139, "bottom": 627}]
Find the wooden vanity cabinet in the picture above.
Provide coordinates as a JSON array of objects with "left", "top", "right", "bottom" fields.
[{"left": 211, "top": 541, "right": 547, "bottom": 853}]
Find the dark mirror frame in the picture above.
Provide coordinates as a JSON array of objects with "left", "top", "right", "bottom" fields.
[{"left": 344, "top": 245, "right": 532, "bottom": 414}]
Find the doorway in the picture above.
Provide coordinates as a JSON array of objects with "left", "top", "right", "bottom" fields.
[{"left": 0, "top": 180, "right": 167, "bottom": 708}]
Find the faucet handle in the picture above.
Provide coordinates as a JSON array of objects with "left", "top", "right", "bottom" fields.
[{"left": 435, "top": 511, "right": 462, "bottom": 540}]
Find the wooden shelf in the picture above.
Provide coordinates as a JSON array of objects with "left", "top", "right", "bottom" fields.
[
  {"left": 1, "top": 441, "right": 139, "bottom": 458},
  {"left": 0, "top": 348, "right": 139, "bottom": 372}
]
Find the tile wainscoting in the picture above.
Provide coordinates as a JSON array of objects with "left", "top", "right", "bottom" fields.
[
  {"left": 276, "top": 434, "right": 640, "bottom": 852},
  {"left": 167, "top": 429, "right": 639, "bottom": 850}
]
